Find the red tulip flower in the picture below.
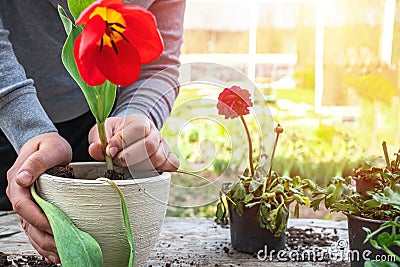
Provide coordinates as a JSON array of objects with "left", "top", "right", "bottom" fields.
[
  {"left": 217, "top": 86, "right": 253, "bottom": 119},
  {"left": 74, "top": 0, "right": 163, "bottom": 86}
]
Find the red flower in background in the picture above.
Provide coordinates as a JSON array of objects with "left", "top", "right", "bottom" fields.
[
  {"left": 74, "top": 0, "right": 163, "bottom": 86},
  {"left": 217, "top": 86, "right": 253, "bottom": 119}
]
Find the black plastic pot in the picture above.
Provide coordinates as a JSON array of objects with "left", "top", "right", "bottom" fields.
[
  {"left": 228, "top": 201, "right": 286, "bottom": 254},
  {"left": 345, "top": 213, "right": 400, "bottom": 267}
]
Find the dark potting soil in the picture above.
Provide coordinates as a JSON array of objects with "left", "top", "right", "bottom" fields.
[
  {"left": 0, "top": 252, "right": 57, "bottom": 267},
  {"left": 104, "top": 169, "right": 125, "bottom": 180},
  {"left": 45, "top": 166, "right": 75, "bottom": 178},
  {"left": 46, "top": 165, "right": 125, "bottom": 180}
]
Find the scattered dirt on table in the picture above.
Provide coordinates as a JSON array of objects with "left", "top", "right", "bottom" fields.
[
  {"left": 0, "top": 252, "right": 58, "bottom": 267},
  {"left": 283, "top": 226, "right": 341, "bottom": 261},
  {"left": 287, "top": 226, "right": 339, "bottom": 248}
]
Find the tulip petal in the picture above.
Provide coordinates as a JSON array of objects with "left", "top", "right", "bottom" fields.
[
  {"left": 76, "top": 2, "right": 100, "bottom": 25},
  {"left": 78, "top": 15, "right": 105, "bottom": 59},
  {"left": 74, "top": 35, "right": 106, "bottom": 86},
  {"left": 95, "top": 42, "right": 141, "bottom": 86},
  {"left": 76, "top": 0, "right": 123, "bottom": 25},
  {"left": 74, "top": 1, "right": 163, "bottom": 86},
  {"left": 115, "top": 6, "right": 163, "bottom": 63}
]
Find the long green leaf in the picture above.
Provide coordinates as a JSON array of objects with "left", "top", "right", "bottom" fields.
[
  {"left": 101, "top": 81, "right": 117, "bottom": 122},
  {"left": 58, "top": 5, "right": 117, "bottom": 124},
  {"left": 96, "top": 81, "right": 116, "bottom": 123},
  {"left": 58, "top": 5, "right": 72, "bottom": 35},
  {"left": 30, "top": 185, "right": 103, "bottom": 267},
  {"left": 59, "top": 12, "right": 101, "bottom": 121},
  {"left": 97, "top": 178, "right": 135, "bottom": 267},
  {"left": 67, "top": 0, "right": 95, "bottom": 21}
]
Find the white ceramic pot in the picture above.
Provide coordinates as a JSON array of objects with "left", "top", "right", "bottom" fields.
[{"left": 36, "top": 162, "right": 170, "bottom": 267}]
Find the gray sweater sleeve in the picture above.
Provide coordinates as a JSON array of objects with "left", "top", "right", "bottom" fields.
[
  {"left": 0, "top": 18, "right": 57, "bottom": 152},
  {"left": 111, "top": 0, "right": 185, "bottom": 129}
]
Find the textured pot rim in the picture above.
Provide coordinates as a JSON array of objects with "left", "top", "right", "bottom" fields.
[
  {"left": 39, "top": 162, "right": 170, "bottom": 185},
  {"left": 343, "top": 211, "right": 388, "bottom": 224}
]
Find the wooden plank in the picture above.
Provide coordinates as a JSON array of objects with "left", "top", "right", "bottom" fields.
[
  {"left": 0, "top": 215, "right": 350, "bottom": 266},
  {"left": 0, "top": 214, "right": 36, "bottom": 255},
  {"left": 145, "top": 217, "right": 349, "bottom": 267}
]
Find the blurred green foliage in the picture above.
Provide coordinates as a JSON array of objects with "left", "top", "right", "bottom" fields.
[{"left": 163, "top": 82, "right": 398, "bottom": 217}]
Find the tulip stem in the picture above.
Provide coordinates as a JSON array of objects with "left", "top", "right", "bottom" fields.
[
  {"left": 98, "top": 121, "right": 114, "bottom": 171},
  {"left": 240, "top": 115, "right": 254, "bottom": 177},
  {"left": 96, "top": 84, "right": 114, "bottom": 171}
]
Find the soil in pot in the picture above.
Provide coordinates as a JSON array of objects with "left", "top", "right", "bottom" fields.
[
  {"left": 46, "top": 165, "right": 125, "bottom": 180},
  {"left": 227, "top": 201, "right": 285, "bottom": 254},
  {"left": 346, "top": 213, "right": 400, "bottom": 267}
]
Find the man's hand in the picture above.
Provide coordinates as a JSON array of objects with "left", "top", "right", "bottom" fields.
[
  {"left": 6, "top": 132, "right": 72, "bottom": 264},
  {"left": 88, "top": 114, "right": 179, "bottom": 172}
]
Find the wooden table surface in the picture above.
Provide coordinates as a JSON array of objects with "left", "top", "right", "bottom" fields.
[{"left": 0, "top": 214, "right": 350, "bottom": 266}]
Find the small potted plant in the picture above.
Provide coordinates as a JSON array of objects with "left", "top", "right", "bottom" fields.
[
  {"left": 311, "top": 142, "right": 400, "bottom": 267},
  {"left": 215, "top": 86, "right": 315, "bottom": 254},
  {"left": 29, "top": 1, "right": 170, "bottom": 267}
]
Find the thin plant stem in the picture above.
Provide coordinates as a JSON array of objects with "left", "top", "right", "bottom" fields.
[
  {"left": 97, "top": 121, "right": 114, "bottom": 171},
  {"left": 240, "top": 115, "right": 254, "bottom": 177},
  {"left": 263, "top": 124, "right": 282, "bottom": 195},
  {"left": 382, "top": 141, "right": 391, "bottom": 170},
  {"left": 96, "top": 85, "right": 114, "bottom": 171},
  {"left": 395, "top": 149, "right": 400, "bottom": 170}
]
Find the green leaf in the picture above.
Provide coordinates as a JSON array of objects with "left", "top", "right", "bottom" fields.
[
  {"left": 364, "top": 199, "right": 382, "bottom": 208},
  {"left": 235, "top": 202, "right": 244, "bottom": 216},
  {"left": 364, "top": 261, "right": 399, "bottom": 267},
  {"left": 310, "top": 196, "right": 325, "bottom": 211},
  {"left": 364, "top": 261, "right": 397, "bottom": 267},
  {"left": 67, "top": 0, "right": 95, "bottom": 20},
  {"left": 232, "top": 183, "right": 246, "bottom": 200},
  {"left": 369, "top": 239, "right": 382, "bottom": 250},
  {"left": 97, "top": 81, "right": 117, "bottom": 123},
  {"left": 58, "top": 5, "right": 72, "bottom": 34},
  {"left": 275, "top": 207, "right": 289, "bottom": 235},
  {"left": 293, "top": 193, "right": 304, "bottom": 205},
  {"left": 371, "top": 187, "right": 400, "bottom": 210},
  {"left": 215, "top": 202, "right": 224, "bottom": 221},
  {"left": 243, "top": 193, "right": 254, "bottom": 203},
  {"left": 30, "top": 185, "right": 102, "bottom": 267},
  {"left": 377, "top": 232, "right": 395, "bottom": 248},
  {"left": 60, "top": 22, "right": 101, "bottom": 121},
  {"left": 59, "top": 4, "right": 117, "bottom": 125},
  {"left": 97, "top": 178, "right": 135, "bottom": 267},
  {"left": 294, "top": 203, "right": 300, "bottom": 218}
]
